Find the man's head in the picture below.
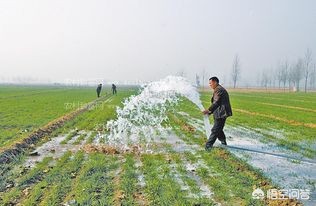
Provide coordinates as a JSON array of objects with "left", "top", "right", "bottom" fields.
[{"left": 209, "top": 77, "right": 219, "bottom": 89}]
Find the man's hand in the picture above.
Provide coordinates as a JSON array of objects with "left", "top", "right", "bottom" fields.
[{"left": 202, "top": 109, "right": 210, "bottom": 115}]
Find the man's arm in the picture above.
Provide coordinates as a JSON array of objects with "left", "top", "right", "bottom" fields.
[{"left": 208, "top": 89, "right": 223, "bottom": 114}]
